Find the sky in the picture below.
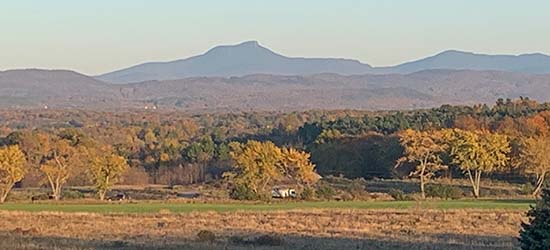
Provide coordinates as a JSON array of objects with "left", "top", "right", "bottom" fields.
[{"left": 1, "top": 0, "right": 549, "bottom": 75}]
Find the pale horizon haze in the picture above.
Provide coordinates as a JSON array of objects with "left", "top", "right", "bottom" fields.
[{"left": 1, "top": 0, "right": 549, "bottom": 75}]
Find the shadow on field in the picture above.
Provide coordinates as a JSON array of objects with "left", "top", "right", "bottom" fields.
[{"left": 0, "top": 231, "right": 517, "bottom": 250}]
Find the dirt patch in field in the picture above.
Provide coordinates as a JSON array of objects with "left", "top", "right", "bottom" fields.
[{"left": 0, "top": 209, "right": 527, "bottom": 250}]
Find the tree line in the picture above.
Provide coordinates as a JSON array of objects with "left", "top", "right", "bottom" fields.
[{"left": 0, "top": 97, "right": 549, "bottom": 201}]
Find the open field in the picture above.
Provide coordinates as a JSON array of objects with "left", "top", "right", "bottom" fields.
[
  {"left": 0, "top": 207, "right": 528, "bottom": 250},
  {"left": 0, "top": 199, "right": 534, "bottom": 214}
]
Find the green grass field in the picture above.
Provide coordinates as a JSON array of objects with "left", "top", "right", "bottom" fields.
[{"left": 0, "top": 199, "right": 534, "bottom": 214}]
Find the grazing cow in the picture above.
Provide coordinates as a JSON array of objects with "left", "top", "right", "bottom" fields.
[{"left": 272, "top": 188, "right": 297, "bottom": 199}]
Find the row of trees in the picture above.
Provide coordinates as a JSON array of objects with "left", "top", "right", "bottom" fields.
[
  {"left": 1, "top": 98, "right": 550, "bottom": 199},
  {"left": 397, "top": 129, "right": 509, "bottom": 198},
  {"left": 398, "top": 127, "right": 550, "bottom": 198},
  {"left": 0, "top": 142, "right": 128, "bottom": 203}
]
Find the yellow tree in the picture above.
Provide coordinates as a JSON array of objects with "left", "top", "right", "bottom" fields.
[
  {"left": 226, "top": 141, "right": 319, "bottom": 195},
  {"left": 280, "top": 147, "right": 320, "bottom": 186},
  {"left": 0, "top": 145, "right": 27, "bottom": 203},
  {"left": 396, "top": 129, "right": 447, "bottom": 199},
  {"left": 226, "top": 141, "right": 284, "bottom": 194},
  {"left": 519, "top": 136, "right": 550, "bottom": 196},
  {"left": 40, "top": 139, "right": 79, "bottom": 200},
  {"left": 88, "top": 148, "right": 129, "bottom": 200},
  {"left": 444, "top": 129, "right": 510, "bottom": 198}
]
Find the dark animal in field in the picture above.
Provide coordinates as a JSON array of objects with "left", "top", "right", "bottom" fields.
[
  {"left": 31, "top": 194, "right": 54, "bottom": 203},
  {"left": 108, "top": 194, "right": 130, "bottom": 201}
]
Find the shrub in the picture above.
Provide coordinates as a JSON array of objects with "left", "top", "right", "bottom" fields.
[
  {"left": 110, "top": 241, "right": 129, "bottom": 248},
  {"left": 347, "top": 178, "right": 369, "bottom": 200},
  {"left": 316, "top": 185, "right": 335, "bottom": 200},
  {"left": 388, "top": 189, "right": 412, "bottom": 201},
  {"left": 62, "top": 190, "right": 85, "bottom": 200},
  {"left": 197, "top": 230, "right": 216, "bottom": 242},
  {"left": 30, "top": 193, "right": 50, "bottom": 201},
  {"left": 230, "top": 185, "right": 258, "bottom": 200},
  {"left": 519, "top": 183, "right": 535, "bottom": 196},
  {"left": 519, "top": 189, "right": 550, "bottom": 250},
  {"left": 425, "top": 184, "right": 464, "bottom": 200},
  {"left": 340, "top": 193, "right": 354, "bottom": 201},
  {"left": 254, "top": 234, "right": 285, "bottom": 246},
  {"left": 300, "top": 187, "right": 316, "bottom": 200},
  {"left": 228, "top": 235, "right": 246, "bottom": 245}
]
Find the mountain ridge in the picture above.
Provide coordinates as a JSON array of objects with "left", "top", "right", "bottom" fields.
[
  {"left": 4, "top": 68, "right": 550, "bottom": 111},
  {"left": 96, "top": 41, "right": 374, "bottom": 83},
  {"left": 96, "top": 41, "right": 550, "bottom": 83}
]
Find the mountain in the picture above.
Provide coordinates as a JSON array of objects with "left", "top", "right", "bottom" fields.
[
  {"left": 117, "top": 70, "right": 550, "bottom": 111},
  {"left": 0, "top": 69, "right": 123, "bottom": 108},
  {"left": 97, "top": 41, "right": 550, "bottom": 83},
  {"left": 97, "top": 41, "right": 373, "bottom": 83},
  {"left": 385, "top": 50, "right": 550, "bottom": 74}
]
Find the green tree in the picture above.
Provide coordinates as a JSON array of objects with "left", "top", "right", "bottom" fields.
[{"left": 519, "top": 189, "right": 550, "bottom": 249}]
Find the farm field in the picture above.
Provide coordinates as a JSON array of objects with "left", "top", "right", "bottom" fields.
[
  {"left": 0, "top": 206, "right": 529, "bottom": 250},
  {"left": 0, "top": 199, "right": 534, "bottom": 214}
]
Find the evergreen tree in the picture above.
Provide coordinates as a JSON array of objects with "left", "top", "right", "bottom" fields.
[{"left": 520, "top": 189, "right": 550, "bottom": 249}]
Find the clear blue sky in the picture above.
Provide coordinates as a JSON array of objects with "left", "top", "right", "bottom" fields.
[{"left": 1, "top": 0, "right": 549, "bottom": 75}]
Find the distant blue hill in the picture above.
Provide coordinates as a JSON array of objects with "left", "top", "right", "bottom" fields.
[
  {"left": 383, "top": 50, "right": 550, "bottom": 74},
  {"left": 96, "top": 41, "right": 550, "bottom": 83},
  {"left": 97, "top": 41, "right": 373, "bottom": 83}
]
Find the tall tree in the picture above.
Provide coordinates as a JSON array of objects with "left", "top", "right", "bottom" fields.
[
  {"left": 40, "top": 138, "right": 78, "bottom": 200},
  {"left": 519, "top": 136, "right": 550, "bottom": 196},
  {"left": 226, "top": 141, "right": 283, "bottom": 194},
  {"left": 445, "top": 129, "right": 510, "bottom": 198},
  {"left": 88, "top": 148, "right": 129, "bottom": 200},
  {"left": 226, "top": 140, "right": 318, "bottom": 196},
  {"left": 396, "top": 129, "right": 447, "bottom": 199},
  {"left": 0, "top": 145, "right": 27, "bottom": 203},
  {"left": 280, "top": 147, "right": 319, "bottom": 186}
]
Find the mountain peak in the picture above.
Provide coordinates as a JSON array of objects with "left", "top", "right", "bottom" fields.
[
  {"left": 238, "top": 40, "right": 260, "bottom": 47},
  {"left": 436, "top": 50, "right": 474, "bottom": 56},
  {"left": 97, "top": 41, "right": 373, "bottom": 83},
  {"left": 205, "top": 41, "right": 266, "bottom": 54}
]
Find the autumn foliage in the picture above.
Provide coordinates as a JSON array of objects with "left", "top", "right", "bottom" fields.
[
  {"left": 226, "top": 141, "right": 318, "bottom": 196},
  {"left": 0, "top": 145, "right": 27, "bottom": 203}
]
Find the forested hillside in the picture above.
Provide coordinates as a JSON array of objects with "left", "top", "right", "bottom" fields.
[{"left": 4, "top": 69, "right": 550, "bottom": 111}]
